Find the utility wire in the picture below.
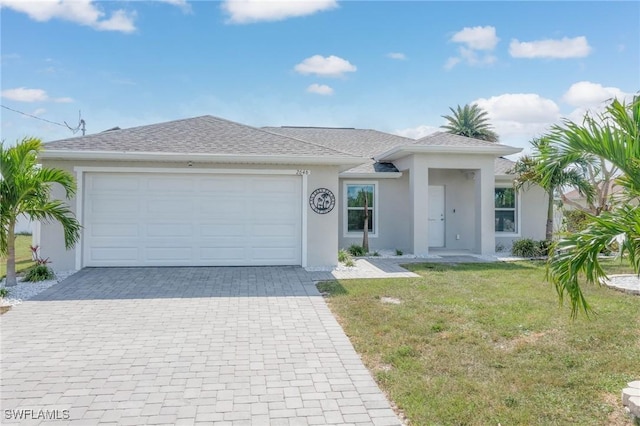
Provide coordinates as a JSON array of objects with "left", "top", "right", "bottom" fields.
[
  {"left": 1, "top": 104, "right": 68, "bottom": 128},
  {"left": 2, "top": 104, "right": 86, "bottom": 135}
]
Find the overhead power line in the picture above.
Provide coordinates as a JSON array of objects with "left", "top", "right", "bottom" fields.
[{"left": 1, "top": 105, "right": 86, "bottom": 135}]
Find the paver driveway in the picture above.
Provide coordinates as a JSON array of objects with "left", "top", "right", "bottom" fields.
[{"left": 1, "top": 267, "right": 401, "bottom": 425}]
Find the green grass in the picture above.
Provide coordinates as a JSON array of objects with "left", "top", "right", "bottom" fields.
[
  {"left": 317, "top": 260, "right": 639, "bottom": 426},
  {"left": 1, "top": 235, "right": 35, "bottom": 279}
]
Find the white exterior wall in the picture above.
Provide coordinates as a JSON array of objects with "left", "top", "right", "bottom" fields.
[
  {"left": 338, "top": 174, "right": 411, "bottom": 253},
  {"left": 40, "top": 160, "right": 341, "bottom": 271},
  {"left": 394, "top": 153, "right": 496, "bottom": 255}
]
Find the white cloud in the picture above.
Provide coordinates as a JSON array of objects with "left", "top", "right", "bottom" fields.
[
  {"left": 394, "top": 125, "right": 439, "bottom": 140},
  {"left": 444, "top": 57, "right": 461, "bottom": 70},
  {"left": 562, "top": 81, "right": 633, "bottom": 107},
  {"left": 31, "top": 108, "right": 47, "bottom": 117},
  {"left": 1, "top": 87, "right": 49, "bottom": 102},
  {"left": 451, "top": 26, "right": 499, "bottom": 50},
  {"left": 94, "top": 9, "right": 136, "bottom": 33},
  {"left": 509, "top": 36, "right": 591, "bottom": 59},
  {"left": 0, "top": 0, "right": 136, "bottom": 33},
  {"left": 294, "top": 55, "right": 356, "bottom": 78},
  {"left": 446, "top": 25, "right": 499, "bottom": 69},
  {"left": 473, "top": 93, "right": 561, "bottom": 142},
  {"left": 1, "top": 87, "right": 74, "bottom": 103},
  {"left": 306, "top": 83, "right": 334, "bottom": 95},
  {"left": 157, "top": 0, "right": 192, "bottom": 12},
  {"left": 387, "top": 52, "right": 406, "bottom": 60},
  {"left": 222, "top": 0, "right": 337, "bottom": 24}
]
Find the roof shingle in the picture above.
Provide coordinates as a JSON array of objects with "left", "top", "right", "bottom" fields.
[
  {"left": 263, "top": 126, "right": 414, "bottom": 157},
  {"left": 44, "top": 115, "right": 359, "bottom": 159}
]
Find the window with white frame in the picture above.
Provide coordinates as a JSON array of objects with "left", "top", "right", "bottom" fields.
[
  {"left": 495, "top": 187, "right": 517, "bottom": 233},
  {"left": 345, "top": 183, "right": 376, "bottom": 235}
]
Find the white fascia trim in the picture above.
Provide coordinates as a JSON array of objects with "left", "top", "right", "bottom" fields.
[
  {"left": 339, "top": 172, "right": 403, "bottom": 179},
  {"left": 74, "top": 169, "right": 83, "bottom": 270},
  {"left": 73, "top": 166, "right": 308, "bottom": 175},
  {"left": 42, "top": 150, "right": 364, "bottom": 166},
  {"left": 495, "top": 174, "right": 515, "bottom": 180},
  {"left": 375, "top": 145, "right": 522, "bottom": 161},
  {"left": 301, "top": 173, "right": 308, "bottom": 268}
]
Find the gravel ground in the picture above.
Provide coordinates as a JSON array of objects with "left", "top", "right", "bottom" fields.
[
  {"left": 605, "top": 274, "right": 640, "bottom": 295},
  {"left": 0, "top": 270, "right": 76, "bottom": 307}
]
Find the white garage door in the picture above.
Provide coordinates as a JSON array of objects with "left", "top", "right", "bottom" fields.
[{"left": 83, "top": 172, "right": 302, "bottom": 267}]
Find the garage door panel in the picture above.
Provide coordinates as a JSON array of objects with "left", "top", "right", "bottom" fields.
[
  {"left": 250, "top": 247, "right": 298, "bottom": 261},
  {"left": 146, "top": 223, "right": 193, "bottom": 237},
  {"left": 146, "top": 247, "right": 193, "bottom": 261},
  {"left": 199, "top": 199, "right": 247, "bottom": 216},
  {"left": 89, "top": 197, "right": 138, "bottom": 216},
  {"left": 252, "top": 224, "right": 297, "bottom": 237},
  {"left": 90, "top": 223, "right": 139, "bottom": 237},
  {"left": 199, "top": 177, "right": 246, "bottom": 192},
  {"left": 90, "top": 247, "right": 139, "bottom": 262},
  {"left": 146, "top": 199, "right": 193, "bottom": 215},
  {"left": 90, "top": 175, "right": 139, "bottom": 192},
  {"left": 146, "top": 176, "right": 195, "bottom": 192},
  {"left": 200, "top": 247, "right": 246, "bottom": 261},
  {"left": 200, "top": 224, "right": 246, "bottom": 237},
  {"left": 83, "top": 172, "right": 302, "bottom": 267}
]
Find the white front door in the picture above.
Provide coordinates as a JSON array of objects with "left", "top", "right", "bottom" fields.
[{"left": 428, "top": 185, "right": 445, "bottom": 247}]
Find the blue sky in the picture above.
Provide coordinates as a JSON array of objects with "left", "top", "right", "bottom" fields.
[{"left": 1, "top": 0, "right": 638, "bottom": 155}]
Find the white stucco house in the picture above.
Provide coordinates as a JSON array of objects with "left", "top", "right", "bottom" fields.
[{"left": 38, "top": 115, "right": 548, "bottom": 271}]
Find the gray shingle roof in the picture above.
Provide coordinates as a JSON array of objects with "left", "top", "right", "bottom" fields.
[
  {"left": 44, "top": 115, "right": 358, "bottom": 159},
  {"left": 495, "top": 157, "right": 516, "bottom": 175},
  {"left": 416, "top": 131, "right": 511, "bottom": 148},
  {"left": 263, "top": 126, "right": 414, "bottom": 157},
  {"left": 44, "top": 116, "right": 517, "bottom": 175}
]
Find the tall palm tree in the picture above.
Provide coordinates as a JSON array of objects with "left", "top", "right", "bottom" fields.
[
  {"left": 441, "top": 104, "right": 499, "bottom": 142},
  {"left": 1, "top": 137, "right": 81, "bottom": 286},
  {"left": 512, "top": 137, "right": 594, "bottom": 241},
  {"left": 545, "top": 98, "right": 640, "bottom": 317}
]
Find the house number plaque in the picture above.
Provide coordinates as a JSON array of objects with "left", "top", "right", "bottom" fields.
[{"left": 309, "top": 188, "right": 335, "bottom": 214}]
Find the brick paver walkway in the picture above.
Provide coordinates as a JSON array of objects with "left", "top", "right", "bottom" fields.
[{"left": 1, "top": 267, "right": 401, "bottom": 425}]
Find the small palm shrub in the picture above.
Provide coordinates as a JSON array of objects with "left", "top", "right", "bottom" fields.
[
  {"left": 348, "top": 244, "right": 367, "bottom": 257},
  {"left": 23, "top": 265, "right": 54, "bottom": 282},
  {"left": 511, "top": 239, "right": 541, "bottom": 257},
  {"left": 338, "top": 249, "right": 356, "bottom": 267},
  {"left": 338, "top": 249, "right": 350, "bottom": 263},
  {"left": 395, "top": 249, "right": 403, "bottom": 256},
  {"left": 537, "top": 240, "right": 552, "bottom": 256},
  {"left": 0, "top": 288, "right": 8, "bottom": 298}
]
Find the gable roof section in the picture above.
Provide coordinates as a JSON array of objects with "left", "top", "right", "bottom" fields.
[
  {"left": 376, "top": 131, "right": 521, "bottom": 161},
  {"left": 263, "top": 126, "right": 414, "bottom": 157},
  {"left": 41, "top": 115, "right": 363, "bottom": 165},
  {"left": 495, "top": 157, "right": 516, "bottom": 176},
  {"left": 415, "top": 131, "right": 505, "bottom": 147},
  {"left": 264, "top": 126, "right": 412, "bottom": 177}
]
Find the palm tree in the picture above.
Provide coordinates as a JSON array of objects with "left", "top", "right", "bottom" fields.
[
  {"left": 441, "top": 104, "right": 499, "bottom": 142},
  {"left": 545, "top": 98, "right": 640, "bottom": 317},
  {"left": 1, "top": 138, "right": 81, "bottom": 286},
  {"left": 512, "top": 137, "right": 594, "bottom": 241}
]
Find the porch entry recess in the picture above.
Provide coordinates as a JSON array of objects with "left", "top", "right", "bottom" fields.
[{"left": 428, "top": 185, "right": 445, "bottom": 247}]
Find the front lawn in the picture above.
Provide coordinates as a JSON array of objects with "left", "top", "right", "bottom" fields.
[
  {"left": 0, "top": 235, "right": 34, "bottom": 279},
  {"left": 318, "top": 260, "right": 639, "bottom": 425}
]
